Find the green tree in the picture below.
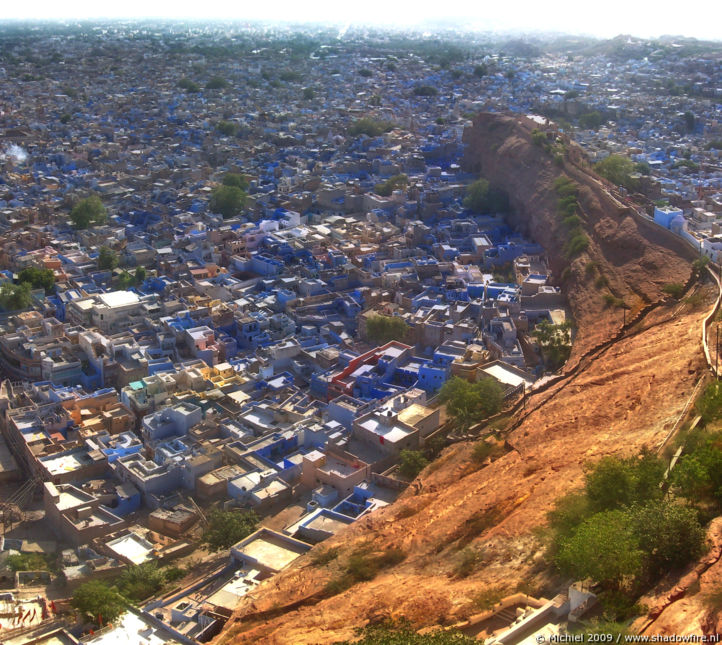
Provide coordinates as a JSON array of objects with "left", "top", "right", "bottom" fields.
[
  {"left": 336, "top": 619, "right": 476, "bottom": 645},
  {"left": 547, "top": 491, "right": 592, "bottom": 544},
  {"left": 302, "top": 87, "right": 314, "bottom": 100},
  {"left": 205, "top": 76, "right": 228, "bottom": 90},
  {"left": 683, "top": 111, "right": 696, "bottom": 133},
  {"left": 365, "top": 314, "right": 409, "bottom": 344},
  {"left": 671, "top": 429, "right": 722, "bottom": 507},
  {"left": 279, "top": 70, "right": 301, "bottom": 82},
  {"left": 579, "top": 111, "right": 604, "bottom": 129},
  {"left": 532, "top": 129, "right": 547, "bottom": 146},
  {"left": 5, "top": 553, "right": 51, "bottom": 572},
  {"left": 375, "top": 174, "right": 408, "bottom": 197},
  {"left": 209, "top": 185, "right": 246, "bottom": 218},
  {"left": 413, "top": 85, "right": 438, "bottom": 96},
  {"left": 473, "top": 63, "right": 488, "bottom": 77},
  {"left": 462, "top": 178, "right": 509, "bottom": 213},
  {"left": 348, "top": 118, "right": 394, "bottom": 137},
  {"left": 116, "top": 562, "right": 166, "bottom": 603},
  {"left": 398, "top": 450, "right": 429, "bottom": 479},
  {"left": 556, "top": 509, "right": 643, "bottom": 589},
  {"left": 584, "top": 452, "right": 664, "bottom": 513},
  {"left": 70, "top": 194, "right": 107, "bottom": 229},
  {"left": 201, "top": 509, "right": 259, "bottom": 552},
  {"left": 98, "top": 246, "right": 118, "bottom": 271},
  {"left": 439, "top": 376, "right": 504, "bottom": 430},
  {"left": 595, "top": 155, "right": 637, "bottom": 190},
  {"left": 0, "top": 282, "right": 32, "bottom": 311},
  {"left": 72, "top": 580, "right": 126, "bottom": 624},
  {"left": 221, "top": 172, "right": 249, "bottom": 191},
  {"left": 18, "top": 266, "right": 54, "bottom": 293},
  {"left": 629, "top": 502, "right": 705, "bottom": 580},
  {"left": 573, "top": 620, "right": 629, "bottom": 638},
  {"left": 216, "top": 120, "right": 238, "bottom": 136},
  {"left": 533, "top": 320, "right": 572, "bottom": 370},
  {"left": 671, "top": 454, "right": 711, "bottom": 501},
  {"left": 662, "top": 283, "right": 685, "bottom": 299},
  {"left": 693, "top": 255, "right": 710, "bottom": 276},
  {"left": 178, "top": 77, "right": 200, "bottom": 93},
  {"left": 116, "top": 271, "right": 134, "bottom": 290},
  {"left": 134, "top": 266, "right": 146, "bottom": 286},
  {"left": 695, "top": 383, "right": 722, "bottom": 425}
]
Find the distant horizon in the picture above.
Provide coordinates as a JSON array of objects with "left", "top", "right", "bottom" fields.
[{"left": 0, "top": 1, "right": 721, "bottom": 43}]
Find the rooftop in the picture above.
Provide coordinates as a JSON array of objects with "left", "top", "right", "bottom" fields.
[
  {"left": 231, "top": 528, "right": 311, "bottom": 573},
  {"left": 97, "top": 291, "right": 140, "bottom": 309}
]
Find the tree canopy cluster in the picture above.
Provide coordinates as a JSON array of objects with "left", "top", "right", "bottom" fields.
[
  {"left": 116, "top": 266, "right": 145, "bottom": 290},
  {"left": 671, "top": 424, "right": 722, "bottom": 517},
  {"left": 438, "top": 376, "right": 504, "bottom": 431},
  {"left": 548, "top": 451, "right": 706, "bottom": 619},
  {"left": 578, "top": 111, "right": 605, "bottom": 129},
  {"left": 216, "top": 120, "right": 238, "bottom": 136},
  {"left": 71, "top": 580, "right": 126, "bottom": 625},
  {"left": 114, "top": 561, "right": 183, "bottom": 604},
  {"left": 595, "top": 154, "right": 637, "bottom": 190},
  {"left": 374, "top": 173, "right": 408, "bottom": 197},
  {"left": 209, "top": 184, "right": 246, "bottom": 219},
  {"left": 348, "top": 118, "right": 395, "bottom": 137},
  {"left": 97, "top": 246, "right": 118, "bottom": 271},
  {"left": 70, "top": 194, "right": 107, "bottom": 229},
  {"left": 201, "top": 509, "right": 259, "bottom": 552},
  {"left": 398, "top": 449, "right": 429, "bottom": 479},
  {"left": 178, "top": 77, "right": 200, "bottom": 93},
  {"left": 71, "top": 562, "right": 187, "bottom": 626},
  {"left": 365, "top": 314, "right": 409, "bottom": 345},
  {"left": 337, "top": 619, "right": 476, "bottom": 645},
  {"left": 0, "top": 282, "right": 32, "bottom": 311},
  {"left": 554, "top": 176, "right": 589, "bottom": 260},
  {"left": 462, "top": 178, "right": 510, "bottom": 214},
  {"left": 413, "top": 85, "right": 438, "bottom": 97},
  {"left": 18, "top": 266, "right": 55, "bottom": 293},
  {"left": 222, "top": 172, "right": 249, "bottom": 191},
  {"left": 533, "top": 319, "right": 572, "bottom": 370},
  {"left": 205, "top": 76, "right": 228, "bottom": 90}
]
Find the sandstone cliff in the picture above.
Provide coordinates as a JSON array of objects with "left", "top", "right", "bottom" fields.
[{"left": 461, "top": 112, "right": 696, "bottom": 358}]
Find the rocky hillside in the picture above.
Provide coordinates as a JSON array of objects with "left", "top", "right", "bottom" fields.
[
  {"left": 462, "top": 112, "right": 696, "bottom": 359},
  {"left": 216, "top": 115, "right": 711, "bottom": 645}
]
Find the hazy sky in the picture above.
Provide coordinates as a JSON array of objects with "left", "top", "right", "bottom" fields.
[{"left": 2, "top": 0, "right": 722, "bottom": 41}]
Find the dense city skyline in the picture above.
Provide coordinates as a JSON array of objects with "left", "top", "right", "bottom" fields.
[{"left": 1, "top": 1, "right": 721, "bottom": 41}]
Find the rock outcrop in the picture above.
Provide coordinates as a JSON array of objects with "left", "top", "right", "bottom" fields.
[{"left": 462, "top": 113, "right": 696, "bottom": 359}]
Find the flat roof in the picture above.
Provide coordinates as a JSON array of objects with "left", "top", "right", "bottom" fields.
[
  {"left": 106, "top": 533, "right": 154, "bottom": 565},
  {"left": 57, "top": 488, "right": 94, "bottom": 511},
  {"left": 41, "top": 450, "right": 92, "bottom": 475},
  {"left": 398, "top": 403, "right": 434, "bottom": 427},
  {"left": 233, "top": 529, "right": 311, "bottom": 573},
  {"left": 205, "top": 568, "right": 261, "bottom": 610},
  {"left": 84, "top": 611, "right": 175, "bottom": 645},
  {"left": 481, "top": 364, "right": 534, "bottom": 388},
  {"left": 359, "top": 417, "right": 412, "bottom": 443},
  {"left": 98, "top": 291, "right": 140, "bottom": 308},
  {"left": 305, "top": 511, "right": 353, "bottom": 534}
]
